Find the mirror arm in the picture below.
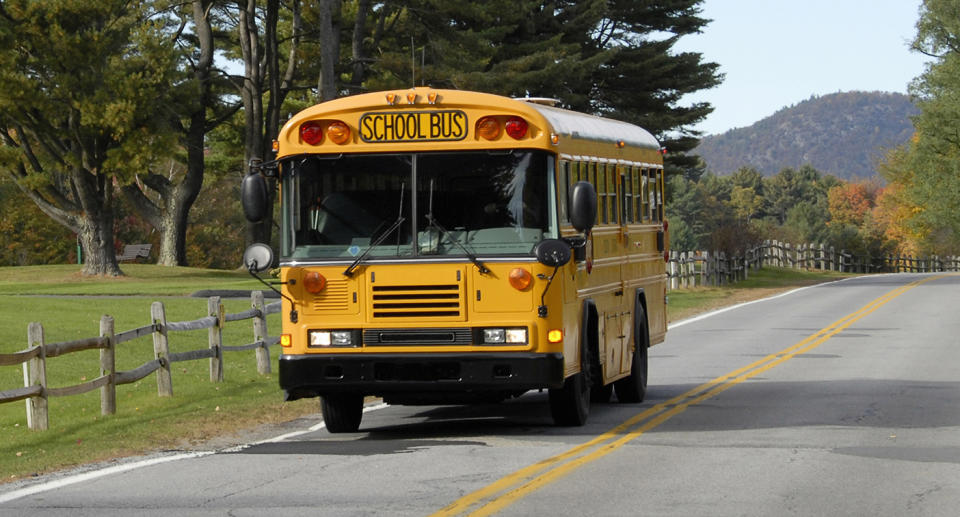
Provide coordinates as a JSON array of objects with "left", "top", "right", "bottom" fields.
[
  {"left": 537, "top": 265, "right": 561, "bottom": 318},
  {"left": 246, "top": 264, "right": 299, "bottom": 323},
  {"left": 248, "top": 158, "right": 280, "bottom": 178},
  {"left": 563, "top": 236, "right": 587, "bottom": 262}
]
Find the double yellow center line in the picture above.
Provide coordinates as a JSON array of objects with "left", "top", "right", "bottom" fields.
[{"left": 432, "top": 274, "right": 950, "bottom": 516}]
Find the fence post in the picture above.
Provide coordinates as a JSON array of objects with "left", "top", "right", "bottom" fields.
[
  {"left": 209, "top": 296, "right": 224, "bottom": 382},
  {"left": 252, "top": 291, "right": 271, "bottom": 375},
  {"left": 700, "top": 251, "right": 708, "bottom": 286},
  {"left": 24, "top": 322, "right": 48, "bottom": 431},
  {"left": 100, "top": 315, "right": 116, "bottom": 416},
  {"left": 151, "top": 302, "right": 173, "bottom": 397}
]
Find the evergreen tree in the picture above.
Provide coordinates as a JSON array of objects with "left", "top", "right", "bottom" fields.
[{"left": 582, "top": 0, "right": 721, "bottom": 179}]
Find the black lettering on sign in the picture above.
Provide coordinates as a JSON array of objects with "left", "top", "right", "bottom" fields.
[{"left": 359, "top": 110, "right": 468, "bottom": 143}]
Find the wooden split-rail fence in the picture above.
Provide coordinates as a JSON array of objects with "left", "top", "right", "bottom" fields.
[
  {"left": 667, "top": 240, "right": 960, "bottom": 290},
  {"left": 0, "top": 291, "right": 280, "bottom": 431}
]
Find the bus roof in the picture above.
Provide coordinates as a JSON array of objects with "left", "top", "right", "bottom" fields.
[{"left": 523, "top": 102, "right": 660, "bottom": 150}]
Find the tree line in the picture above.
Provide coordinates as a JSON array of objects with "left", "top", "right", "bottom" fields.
[
  {"left": 0, "top": 0, "right": 720, "bottom": 274},
  {"left": 666, "top": 165, "right": 897, "bottom": 262},
  {"left": 671, "top": 0, "right": 960, "bottom": 261}
]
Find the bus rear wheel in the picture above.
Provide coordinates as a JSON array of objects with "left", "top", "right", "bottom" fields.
[
  {"left": 321, "top": 394, "right": 364, "bottom": 433},
  {"left": 615, "top": 306, "right": 649, "bottom": 403}
]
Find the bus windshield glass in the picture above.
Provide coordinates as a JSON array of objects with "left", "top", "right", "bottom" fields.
[{"left": 282, "top": 150, "right": 553, "bottom": 261}]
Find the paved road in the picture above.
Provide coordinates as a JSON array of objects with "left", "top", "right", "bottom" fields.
[{"left": 3, "top": 273, "right": 959, "bottom": 516}]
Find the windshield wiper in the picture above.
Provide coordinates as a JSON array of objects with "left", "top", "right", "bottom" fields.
[
  {"left": 424, "top": 179, "right": 490, "bottom": 275},
  {"left": 343, "top": 183, "right": 405, "bottom": 277}
]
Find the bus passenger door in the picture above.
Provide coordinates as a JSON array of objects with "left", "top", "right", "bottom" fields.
[{"left": 617, "top": 170, "right": 633, "bottom": 375}]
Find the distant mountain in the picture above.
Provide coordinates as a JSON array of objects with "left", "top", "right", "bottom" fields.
[{"left": 694, "top": 91, "right": 918, "bottom": 179}]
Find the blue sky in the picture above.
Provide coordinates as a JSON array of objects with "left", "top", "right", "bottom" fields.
[{"left": 675, "top": 0, "right": 931, "bottom": 135}]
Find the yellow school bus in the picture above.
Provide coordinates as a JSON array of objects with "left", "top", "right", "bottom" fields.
[{"left": 241, "top": 88, "right": 667, "bottom": 432}]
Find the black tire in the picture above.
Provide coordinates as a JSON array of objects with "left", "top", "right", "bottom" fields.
[
  {"left": 615, "top": 305, "right": 649, "bottom": 403},
  {"left": 549, "top": 371, "right": 591, "bottom": 426},
  {"left": 591, "top": 382, "right": 613, "bottom": 403},
  {"left": 321, "top": 394, "right": 364, "bottom": 433}
]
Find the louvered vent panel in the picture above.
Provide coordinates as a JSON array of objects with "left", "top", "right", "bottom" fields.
[
  {"left": 371, "top": 283, "right": 462, "bottom": 318},
  {"left": 311, "top": 278, "right": 350, "bottom": 312}
]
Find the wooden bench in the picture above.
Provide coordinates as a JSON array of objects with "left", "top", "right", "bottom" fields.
[{"left": 118, "top": 244, "right": 152, "bottom": 262}]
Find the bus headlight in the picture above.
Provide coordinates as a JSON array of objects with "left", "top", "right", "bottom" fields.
[
  {"left": 480, "top": 328, "right": 527, "bottom": 345},
  {"left": 309, "top": 330, "right": 359, "bottom": 347}
]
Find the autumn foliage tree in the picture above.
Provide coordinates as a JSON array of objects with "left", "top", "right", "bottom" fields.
[{"left": 877, "top": 0, "right": 960, "bottom": 255}]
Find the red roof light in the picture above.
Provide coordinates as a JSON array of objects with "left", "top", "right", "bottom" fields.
[
  {"left": 505, "top": 116, "right": 528, "bottom": 139},
  {"left": 300, "top": 121, "right": 323, "bottom": 145}
]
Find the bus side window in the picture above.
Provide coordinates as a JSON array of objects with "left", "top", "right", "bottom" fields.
[
  {"left": 607, "top": 164, "right": 617, "bottom": 225},
  {"left": 596, "top": 162, "right": 607, "bottom": 224},
  {"left": 656, "top": 168, "right": 664, "bottom": 222},
  {"left": 647, "top": 168, "right": 656, "bottom": 222},
  {"left": 586, "top": 161, "right": 599, "bottom": 225},
  {"left": 622, "top": 166, "right": 632, "bottom": 224},
  {"left": 559, "top": 160, "right": 570, "bottom": 223},
  {"left": 640, "top": 169, "right": 649, "bottom": 223},
  {"left": 647, "top": 169, "right": 657, "bottom": 222}
]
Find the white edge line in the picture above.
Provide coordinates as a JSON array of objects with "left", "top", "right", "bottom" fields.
[
  {"left": 668, "top": 276, "right": 857, "bottom": 330},
  {"left": 0, "top": 452, "right": 214, "bottom": 505},
  {"left": 1, "top": 402, "right": 391, "bottom": 504}
]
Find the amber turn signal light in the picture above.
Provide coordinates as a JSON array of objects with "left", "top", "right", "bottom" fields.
[
  {"left": 327, "top": 121, "right": 351, "bottom": 144},
  {"left": 508, "top": 268, "right": 532, "bottom": 290},
  {"left": 476, "top": 116, "right": 501, "bottom": 140},
  {"left": 303, "top": 271, "right": 327, "bottom": 293}
]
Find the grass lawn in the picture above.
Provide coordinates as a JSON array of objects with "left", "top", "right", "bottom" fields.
[
  {"left": 0, "top": 264, "right": 855, "bottom": 482},
  {"left": 0, "top": 265, "right": 317, "bottom": 483}
]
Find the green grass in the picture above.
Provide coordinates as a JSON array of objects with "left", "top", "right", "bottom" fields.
[
  {"left": 0, "top": 265, "right": 315, "bottom": 482},
  {"left": 0, "top": 264, "right": 854, "bottom": 482}
]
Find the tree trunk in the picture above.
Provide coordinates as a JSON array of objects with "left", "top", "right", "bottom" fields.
[
  {"left": 317, "top": 0, "right": 340, "bottom": 102},
  {"left": 78, "top": 216, "right": 122, "bottom": 276},
  {"left": 349, "top": 0, "right": 370, "bottom": 92},
  {"left": 240, "top": 0, "right": 300, "bottom": 248}
]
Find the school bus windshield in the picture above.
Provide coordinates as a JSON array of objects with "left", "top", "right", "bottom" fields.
[{"left": 281, "top": 150, "right": 555, "bottom": 261}]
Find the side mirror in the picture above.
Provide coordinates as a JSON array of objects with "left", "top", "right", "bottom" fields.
[
  {"left": 569, "top": 181, "right": 597, "bottom": 235},
  {"left": 243, "top": 243, "right": 274, "bottom": 273},
  {"left": 242, "top": 174, "right": 268, "bottom": 222},
  {"left": 534, "top": 239, "right": 572, "bottom": 267}
]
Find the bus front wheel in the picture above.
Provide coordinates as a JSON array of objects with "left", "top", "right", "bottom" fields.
[
  {"left": 549, "top": 371, "right": 590, "bottom": 426},
  {"left": 321, "top": 394, "right": 364, "bottom": 433}
]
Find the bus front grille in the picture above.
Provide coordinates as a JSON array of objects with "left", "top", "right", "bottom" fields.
[
  {"left": 371, "top": 284, "right": 462, "bottom": 318},
  {"left": 364, "top": 328, "right": 472, "bottom": 345}
]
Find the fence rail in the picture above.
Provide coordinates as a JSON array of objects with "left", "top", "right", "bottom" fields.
[
  {"left": 0, "top": 291, "right": 280, "bottom": 431},
  {"left": 668, "top": 240, "right": 960, "bottom": 289}
]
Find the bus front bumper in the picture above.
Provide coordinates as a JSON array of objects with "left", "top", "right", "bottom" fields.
[{"left": 279, "top": 352, "right": 564, "bottom": 400}]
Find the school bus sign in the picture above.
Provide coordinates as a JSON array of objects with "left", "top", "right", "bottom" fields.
[{"left": 359, "top": 110, "right": 467, "bottom": 143}]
